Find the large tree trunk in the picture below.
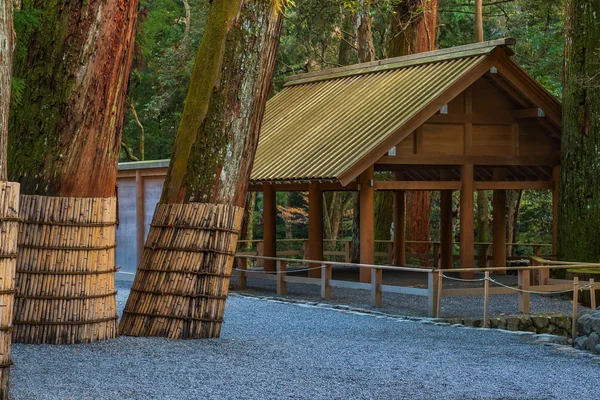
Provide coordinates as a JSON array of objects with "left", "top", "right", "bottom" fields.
[
  {"left": 558, "top": 0, "right": 600, "bottom": 262},
  {"left": 8, "top": 0, "right": 139, "bottom": 197},
  {"left": 351, "top": 0, "right": 376, "bottom": 263},
  {"left": 0, "top": 0, "right": 14, "bottom": 181},
  {"left": 389, "top": 1, "right": 437, "bottom": 261},
  {"left": 161, "top": 0, "right": 282, "bottom": 207}
]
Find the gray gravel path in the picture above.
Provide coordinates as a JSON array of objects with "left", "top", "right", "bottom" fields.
[{"left": 10, "top": 281, "right": 599, "bottom": 400}]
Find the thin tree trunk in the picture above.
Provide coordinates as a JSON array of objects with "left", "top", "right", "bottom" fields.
[
  {"left": 130, "top": 99, "right": 145, "bottom": 161},
  {"left": 475, "top": 0, "right": 484, "bottom": 42},
  {"left": 240, "top": 191, "right": 257, "bottom": 250},
  {"left": 558, "top": 0, "right": 600, "bottom": 262},
  {"left": 0, "top": 0, "right": 14, "bottom": 181},
  {"left": 160, "top": 0, "right": 283, "bottom": 207},
  {"left": 9, "top": 0, "right": 140, "bottom": 197},
  {"left": 389, "top": 0, "right": 437, "bottom": 259},
  {"left": 283, "top": 192, "right": 293, "bottom": 239},
  {"left": 337, "top": 5, "right": 357, "bottom": 66},
  {"left": 506, "top": 189, "right": 522, "bottom": 256}
]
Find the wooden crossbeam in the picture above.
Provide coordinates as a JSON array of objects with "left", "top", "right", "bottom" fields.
[
  {"left": 473, "top": 181, "right": 553, "bottom": 190},
  {"left": 376, "top": 154, "right": 560, "bottom": 166}
]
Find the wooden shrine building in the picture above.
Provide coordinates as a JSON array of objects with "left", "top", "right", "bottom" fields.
[{"left": 248, "top": 38, "right": 562, "bottom": 282}]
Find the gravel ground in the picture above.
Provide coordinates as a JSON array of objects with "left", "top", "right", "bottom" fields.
[
  {"left": 231, "top": 270, "right": 588, "bottom": 318},
  {"left": 9, "top": 280, "right": 599, "bottom": 399}
]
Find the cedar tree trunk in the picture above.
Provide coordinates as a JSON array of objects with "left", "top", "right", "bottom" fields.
[
  {"left": 160, "top": 0, "right": 284, "bottom": 207},
  {"left": 475, "top": 0, "right": 484, "bottom": 42},
  {"left": 8, "top": 0, "right": 139, "bottom": 197},
  {"left": 558, "top": 0, "right": 600, "bottom": 262},
  {"left": 389, "top": 0, "right": 437, "bottom": 259},
  {"left": 0, "top": 0, "right": 14, "bottom": 181}
]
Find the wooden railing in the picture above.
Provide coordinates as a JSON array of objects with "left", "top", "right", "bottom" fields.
[
  {"left": 237, "top": 238, "right": 553, "bottom": 267},
  {"left": 233, "top": 254, "right": 599, "bottom": 339}
]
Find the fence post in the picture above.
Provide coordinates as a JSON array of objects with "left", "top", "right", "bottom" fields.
[
  {"left": 302, "top": 240, "right": 309, "bottom": 260},
  {"left": 387, "top": 242, "right": 394, "bottom": 264},
  {"left": 436, "top": 270, "right": 443, "bottom": 318},
  {"left": 518, "top": 268, "right": 531, "bottom": 314},
  {"left": 483, "top": 271, "right": 490, "bottom": 327},
  {"left": 321, "top": 264, "right": 331, "bottom": 300},
  {"left": 277, "top": 260, "right": 287, "bottom": 296},
  {"left": 590, "top": 278, "right": 597, "bottom": 310},
  {"left": 572, "top": 277, "right": 579, "bottom": 341},
  {"left": 236, "top": 257, "right": 247, "bottom": 290},
  {"left": 371, "top": 268, "right": 382, "bottom": 307},
  {"left": 428, "top": 271, "right": 439, "bottom": 317},
  {"left": 257, "top": 241, "right": 264, "bottom": 269},
  {"left": 344, "top": 241, "right": 351, "bottom": 263},
  {"left": 433, "top": 243, "right": 440, "bottom": 269}
]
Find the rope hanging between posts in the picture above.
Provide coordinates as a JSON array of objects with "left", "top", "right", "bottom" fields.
[
  {"left": 488, "top": 278, "right": 594, "bottom": 295},
  {"left": 441, "top": 273, "right": 487, "bottom": 282}
]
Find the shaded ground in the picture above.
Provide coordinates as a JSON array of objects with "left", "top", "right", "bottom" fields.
[
  {"left": 231, "top": 267, "right": 588, "bottom": 319},
  {"left": 9, "top": 281, "right": 599, "bottom": 400}
]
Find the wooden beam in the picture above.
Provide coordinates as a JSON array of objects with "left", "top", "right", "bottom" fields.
[
  {"left": 511, "top": 124, "right": 520, "bottom": 156},
  {"left": 393, "top": 173, "right": 406, "bottom": 266},
  {"left": 486, "top": 73, "right": 530, "bottom": 108},
  {"left": 473, "top": 181, "right": 553, "bottom": 190},
  {"left": 308, "top": 182, "right": 323, "bottom": 278},
  {"left": 440, "top": 170, "right": 454, "bottom": 269},
  {"left": 513, "top": 108, "right": 545, "bottom": 119},
  {"left": 135, "top": 170, "right": 145, "bottom": 268},
  {"left": 460, "top": 164, "right": 475, "bottom": 279},
  {"left": 263, "top": 183, "right": 277, "bottom": 272},
  {"left": 374, "top": 181, "right": 461, "bottom": 191},
  {"left": 426, "top": 113, "right": 515, "bottom": 125},
  {"left": 376, "top": 154, "right": 560, "bottom": 167},
  {"left": 248, "top": 181, "right": 359, "bottom": 192},
  {"left": 360, "top": 166, "right": 375, "bottom": 283},
  {"left": 492, "top": 169, "right": 507, "bottom": 274}
]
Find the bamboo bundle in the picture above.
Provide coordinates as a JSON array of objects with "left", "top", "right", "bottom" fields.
[
  {"left": 0, "top": 182, "right": 19, "bottom": 398},
  {"left": 13, "top": 195, "right": 118, "bottom": 344},
  {"left": 119, "top": 203, "right": 243, "bottom": 339}
]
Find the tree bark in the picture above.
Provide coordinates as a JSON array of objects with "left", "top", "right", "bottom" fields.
[
  {"left": 9, "top": 0, "right": 139, "bottom": 197},
  {"left": 160, "top": 0, "right": 283, "bottom": 208},
  {"left": 389, "top": 1, "right": 437, "bottom": 259},
  {"left": 0, "top": 0, "right": 14, "bottom": 181},
  {"left": 475, "top": 0, "right": 484, "bottom": 42},
  {"left": 507, "top": 189, "right": 522, "bottom": 256},
  {"left": 558, "top": 0, "right": 600, "bottom": 262}
]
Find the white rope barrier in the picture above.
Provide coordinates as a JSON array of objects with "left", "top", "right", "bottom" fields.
[{"left": 441, "top": 274, "right": 487, "bottom": 282}]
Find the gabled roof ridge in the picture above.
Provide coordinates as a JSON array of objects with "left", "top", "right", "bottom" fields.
[{"left": 284, "top": 38, "right": 516, "bottom": 87}]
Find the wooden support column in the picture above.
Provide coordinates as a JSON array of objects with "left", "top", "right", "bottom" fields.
[
  {"left": 308, "top": 182, "right": 323, "bottom": 278},
  {"left": 552, "top": 166, "right": 559, "bottom": 257},
  {"left": 393, "top": 172, "right": 406, "bottom": 266},
  {"left": 440, "top": 170, "right": 453, "bottom": 269},
  {"left": 360, "top": 166, "right": 375, "bottom": 283},
  {"left": 460, "top": 164, "right": 475, "bottom": 279},
  {"left": 263, "top": 183, "right": 277, "bottom": 272},
  {"left": 492, "top": 169, "right": 507, "bottom": 274},
  {"left": 135, "top": 170, "right": 145, "bottom": 267}
]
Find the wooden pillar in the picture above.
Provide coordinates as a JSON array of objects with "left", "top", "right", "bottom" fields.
[
  {"left": 135, "top": 170, "right": 145, "bottom": 267},
  {"left": 360, "top": 166, "right": 375, "bottom": 283},
  {"left": 263, "top": 183, "right": 277, "bottom": 272},
  {"left": 492, "top": 169, "right": 507, "bottom": 274},
  {"left": 393, "top": 189, "right": 406, "bottom": 266},
  {"left": 552, "top": 165, "right": 559, "bottom": 258},
  {"left": 308, "top": 182, "right": 323, "bottom": 278},
  {"left": 440, "top": 170, "right": 453, "bottom": 269},
  {"left": 460, "top": 164, "right": 475, "bottom": 279}
]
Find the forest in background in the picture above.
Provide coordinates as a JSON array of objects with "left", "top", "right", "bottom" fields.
[{"left": 48, "top": 0, "right": 562, "bottom": 259}]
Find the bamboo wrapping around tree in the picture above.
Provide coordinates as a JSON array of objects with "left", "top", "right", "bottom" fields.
[
  {"left": 121, "top": 0, "right": 285, "bottom": 339},
  {"left": 13, "top": 196, "right": 118, "bottom": 344},
  {"left": 0, "top": 183, "right": 19, "bottom": 398},
  {"left": 119, "top": 204, "right": 243, "bottom": 338}
]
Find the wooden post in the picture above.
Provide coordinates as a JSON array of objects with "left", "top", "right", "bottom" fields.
[
  {"left": 533, "top": 245, "right": 549, "bottom": 285},
  {"left": 360, "top": 166, "right": 375, "bottom": 282},
  {"left": 478, "top": 243, "right": 490, "bottom": 268},
  {"left": 590, "top": 278, "right": 596, "bottom": 310},
  {"left": 277, "top": 260, "right": 287, "bottom": 296},
  {"left": 257, "top": 241, "right": 264, "bottom": 268},
  {"left": 552, "top": 166, "right": 559, "bottom": 259},
  {"left": 428, "top": 271, "right": 439, "bottom": 317},
  {"left": 436, "top": 270, "right": 443, "bottom": 318},
  {"left": 321, "top": 264, "right": 332, "bottom": 299},
  {"left": 236, "top": 258, "right": 247, "bottom": 290},
  {"left": 387, "top": 242, "right": 394, "bottom": 264},
  {"left": 135, "top": 169, "right": 145, "bottom": 267},
  {"left": 302, "top": 240, "right": 309, "bottom": 259},
  {"left": 371, "top": 267, "right": 382, "bottom": 307},
  {"left": 263, "top": 184, "right": 277, "bottom": 272},
  {"left": 460, "top": 164, "right": 475, "bottom": 279},
  {"left": 393, "top": 184, "right": 406, "bottom": 266},
  {"left": 433, "top": 242, "right": 441, "bottom": 268},
  {"left": 344, "top": 241, "right": 351, "bottom": 263},
  {"left": 572, "top": 277, "right": 579, "bottom": 341},
  {"left": 308, "top": 182, "right": 323, "bottom": 278},
  {"left": 518, "top": 268, "right": 531, "bottom": 314},
  {"left": 483, "top": 271, "right": 490, "bottom": 327},
  {"left": 492, "top": 169, "right": 507, "bottom": 274},
  {"left": 440, "top": 170, "right": 453, "bottom": 269}
]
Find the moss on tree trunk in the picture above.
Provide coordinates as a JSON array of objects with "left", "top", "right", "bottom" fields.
[
  {"left": 8, "top": 0, "right": 139, "bottom": 197},
  {"left": 0, "top": 0, "right": 14, "bottom": 181},
  {"left": 558, "top": 0, "right": 600, "bottom": 262},
  {"left": 161, "top": 0, "right": 284, "bottom": 207}
]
